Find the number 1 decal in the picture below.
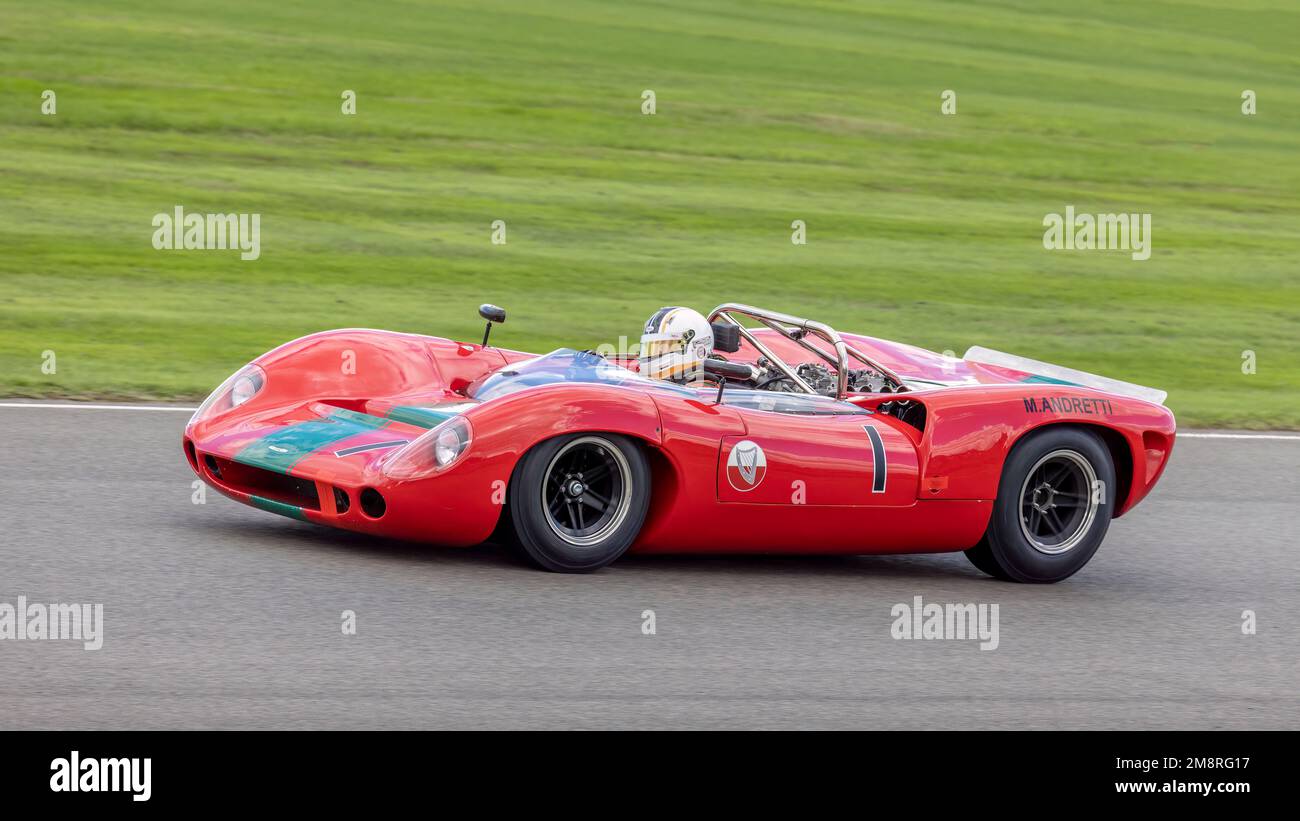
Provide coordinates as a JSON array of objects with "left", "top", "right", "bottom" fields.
[{"left": 862, "top": 424, "right": 887, "bottom": 493}]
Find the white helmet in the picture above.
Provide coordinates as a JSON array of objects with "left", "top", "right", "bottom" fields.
[{"left": 639, "top": 307, "right": 713, "bottom": 381}]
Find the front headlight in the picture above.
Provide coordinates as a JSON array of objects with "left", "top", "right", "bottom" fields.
[
  {"left": 231, "top": 373, "right": 260, "bottom": 407},
  {"left": 382, "top": 416, "right": 472, "bottom": 480},
  {"left": 190, "top": 364, "right": 266, "bottom": 424}
]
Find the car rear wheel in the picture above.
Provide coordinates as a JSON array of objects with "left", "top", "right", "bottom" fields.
[
  {"left": 965, "top": 426, "right": 1115, "bottom": 583},
  {"left": 508, "top": 433, "right": 650, "bottom": 572}
]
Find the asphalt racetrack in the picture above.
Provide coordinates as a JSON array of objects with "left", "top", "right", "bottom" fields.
[{"left": 2, "top": 403, "right": 1296, "bottom": 730}]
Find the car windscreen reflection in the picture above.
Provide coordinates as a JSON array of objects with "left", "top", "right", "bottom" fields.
[{"left": 469, "top": 349, "right": 868, "bottom": 416}]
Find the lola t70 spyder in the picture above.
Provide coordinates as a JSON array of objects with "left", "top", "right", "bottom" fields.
[{"left": 183, "top": 303, "right": 1174, "bottom": 581}]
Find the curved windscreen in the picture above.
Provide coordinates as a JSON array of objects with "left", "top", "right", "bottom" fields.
[
  {"left": 467, "top": 349, "right": 694, "bottom": 402},
  {"left": 467, "top": 348, "right": 868, "bottom": 416}
]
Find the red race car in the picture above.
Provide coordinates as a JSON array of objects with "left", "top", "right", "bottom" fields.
[{"left": 184, "top": 303, "right": 1175, "bottom": 581}]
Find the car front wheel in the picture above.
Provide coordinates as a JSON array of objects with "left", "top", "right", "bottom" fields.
[{"left": 508, "top": 433, "right": 651, "bottom": 572}]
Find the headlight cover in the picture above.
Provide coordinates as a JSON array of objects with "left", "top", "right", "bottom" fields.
[
  {"left": 382, "top": 416, "right": 472, "bottom": 480},
  {"left": 231, "top": 373, "right": 260, "bottom": 407},
  {"left": 190, "top": 364, "right": 266, "bottom": 424}
]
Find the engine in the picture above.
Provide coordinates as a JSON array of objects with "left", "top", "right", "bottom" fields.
[
  {"left": 713, "top": 356, "right": 925, "bottom": 431},
  {"left": 754, "top": 360, "right": 901, "bottom": 396}
]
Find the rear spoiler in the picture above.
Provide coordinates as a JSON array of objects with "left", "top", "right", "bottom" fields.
[{"left": 963, "top": 346, "right": 1167, "bottom": 406}]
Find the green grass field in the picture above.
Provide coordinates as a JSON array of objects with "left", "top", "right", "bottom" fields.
[{"left": 1, "top": 0, "right": 1297, "bottom": 426}]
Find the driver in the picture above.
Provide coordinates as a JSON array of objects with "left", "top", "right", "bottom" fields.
[{"left": 638, "top": 307, "right": 714, "bottom": 383}]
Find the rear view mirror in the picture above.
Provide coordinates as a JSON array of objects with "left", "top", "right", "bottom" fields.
[
  {"left": 479, "top": 304, "right": 506, "bottom": 346},
  {"left": 711, "top": 322, "right": 741, "bottom": 353}
]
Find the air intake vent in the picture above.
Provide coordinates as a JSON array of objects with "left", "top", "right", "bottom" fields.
[
  {"left": 199, "top": 454, "right": 320, "bottom": 511},
  {"left": 360, "top": 488, "right": 386, "bottom": 519}
]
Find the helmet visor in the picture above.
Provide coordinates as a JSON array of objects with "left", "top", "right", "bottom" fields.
[{"left": 639, "top": 336, "right": 686, "bottom": 360}]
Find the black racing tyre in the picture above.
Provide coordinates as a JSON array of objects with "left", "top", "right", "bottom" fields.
[
  {"left": 508, "top": 433, "right": 651, "bottom": 573},
  {"left": 963, "top": 535, "right": 1012, "bottom": 580},
  {"left": 964, "top": 426, "right": 1116, "bottom": 583}
]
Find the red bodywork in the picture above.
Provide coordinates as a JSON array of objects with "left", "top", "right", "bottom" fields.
[{"left": 183, "top": 328, "right": 1176, "bottom": 555}]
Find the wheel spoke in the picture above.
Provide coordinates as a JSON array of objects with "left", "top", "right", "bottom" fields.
[
  {"left": 1017, "top": 452, "right": 1100, "bottom": 556},
  {"left": 1045, "top": 507, "right": 1065, "bottom": 535},
  {"left": 542, "top": 441, "right": 632, "bottom": 542}
]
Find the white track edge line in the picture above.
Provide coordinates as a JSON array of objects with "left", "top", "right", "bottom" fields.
[
  {"left": 1178, "top": 433, "right": 1300, "bottom": 440},
  {"left": 0, "top": 402, "right": 197, "bottom": 412}
]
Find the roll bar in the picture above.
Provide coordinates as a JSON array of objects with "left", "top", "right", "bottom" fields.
[{"left": 705, "top": 303, "right": 905, "bottom": 399}]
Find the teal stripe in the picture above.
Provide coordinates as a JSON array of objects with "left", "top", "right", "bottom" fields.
[
  {"left": 235, "top": 409, "right": 390, "bottom": 474},
  {"left": 383, "top": 405, "right": 466, "bottom": 429},
  {"left": 1020, "top": 374, "right": 1080, "bottom": 386},
  {"left": 250, "top": 495, "right": 307, "bottom": 520}
]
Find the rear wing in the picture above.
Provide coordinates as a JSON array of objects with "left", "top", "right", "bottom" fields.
[{"left": 964, "top": 346, "right": 1167, "bottom": 405}]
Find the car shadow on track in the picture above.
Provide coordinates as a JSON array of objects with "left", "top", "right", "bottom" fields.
[
  {"left": 614, "top": 552, "right": 988, "bottom": 582},
  {"left": 182, "top": 516, "right": 515, "bottom": 569},
  {"left": 182, "top": 516, "right": 991, "bottom": 582}
]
